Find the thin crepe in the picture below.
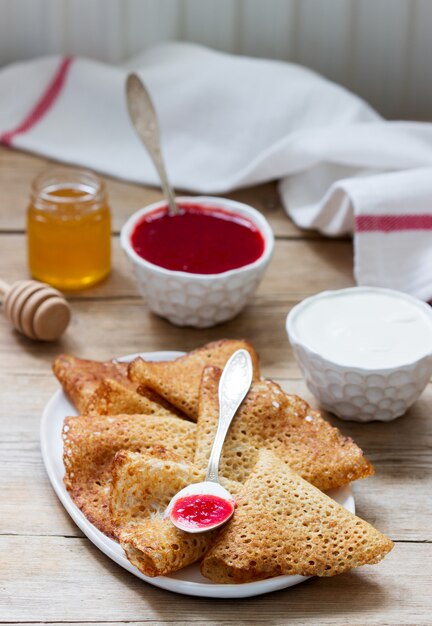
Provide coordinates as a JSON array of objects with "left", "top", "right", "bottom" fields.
[
  {"left": 128, "top": 339, "right": 260, "bottom": 421},
  {"left": 195, "top": 366, "right": 373, "bottom": 491},
  {"left": 110, "top": 450, "right": 241, "bottom": 577},
  {"left": 85, "top": 378, "right": 180, "bottom": 417},
  {"left": 53, "top": 354, "right": 182, "bottom": 416},
  {"left": 53, "top": 354, "right": 135, "bottom": 413},
  {"left": 62, "top": 412, "right": 196, "bottom": 537},
  {"left": 201, "top": 449, "right": 393, "bottom": 583}
]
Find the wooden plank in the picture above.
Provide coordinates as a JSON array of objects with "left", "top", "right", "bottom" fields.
[
  {"left": 1, "top": 234, "right": 139, "bottom": 298},
  {"left": 2, "top": 429, "right": 430, "bottom": 541},
  {"left": 0, "top": 226, "right": 353, "bottom": 374},
  {"left": 1, "top": 292, "right": 365, "bottom": 377},
  {"left": 0, "top": 294, "right": 306, "bottom": 376},
  {"left": 0, "top": 450, "right": 82, "bottom": 538},
  {"left": 1, "top": 146, "right": 430, "bottom": 626},
  {"left": 1, "top": 536, "right": 430, "bottom": 624},
  {"left": 0, "top": 146, "right": 321, "bottom": 238},
  {"left": 0, "top": 232, "right": 353, "bottom": 302},
  {"left": 1, "top": 372, "right": 431, "bottom": 541}
]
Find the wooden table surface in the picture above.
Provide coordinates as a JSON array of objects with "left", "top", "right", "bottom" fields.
[{"left": 1, "top": 146, "right": 431, "bottom": 626}]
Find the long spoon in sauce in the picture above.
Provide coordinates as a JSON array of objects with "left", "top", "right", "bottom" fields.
[
  {"left": 166, "top": 349, "right": 253, "bottom": 533},
  {"left": 126, "top": 73, "right": 179, "bottom": 216}
]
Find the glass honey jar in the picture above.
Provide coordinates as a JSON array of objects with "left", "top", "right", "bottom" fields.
[{"left": 27, "top": 168, "right": 111, "bottom": 290}]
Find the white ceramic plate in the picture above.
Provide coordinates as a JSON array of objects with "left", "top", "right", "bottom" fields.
[{"left": 41, "top": 351, "right": 355, "bottom": 598}]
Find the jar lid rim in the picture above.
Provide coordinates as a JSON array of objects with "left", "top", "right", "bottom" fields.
[{"left": 31, "top": 167, "right": 106, "bottom": 204}]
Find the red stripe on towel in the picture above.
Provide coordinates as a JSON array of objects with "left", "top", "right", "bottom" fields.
[
  {"left": 355, "top": 214, "right": 432, "bottom": 232},
  {"left": 0, "top": 57, "right": 73, "bottom": 146}
]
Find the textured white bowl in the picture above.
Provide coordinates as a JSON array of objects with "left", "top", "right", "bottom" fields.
[
  {"left": 286, "top": 287, "right": 432, "bottom": 422},
  {"left": 121, "top": 196, "right": 274, "bottom": 328}
]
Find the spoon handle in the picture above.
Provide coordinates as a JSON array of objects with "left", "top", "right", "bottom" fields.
[
  {"left": 206, "top": 349, "right": 253, "bottom": 483},
  {"left": 126, "top": 73, "right": 179, "bottom": 216}
]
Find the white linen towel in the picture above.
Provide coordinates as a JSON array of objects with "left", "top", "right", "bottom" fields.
[{"left": 0, "top": 43, "right": 431, "bottom": 299}]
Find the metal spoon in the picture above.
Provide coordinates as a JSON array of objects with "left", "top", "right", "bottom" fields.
[
  {"left": 125, "top": 73, "right": 179, "bottom": 216},
  {"left": 166, "top": 349, "right": 253, "bottom": 533}
]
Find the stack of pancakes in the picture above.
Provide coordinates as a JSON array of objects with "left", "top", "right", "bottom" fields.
[{"left": 54, "top": 339, "right": 393, "bottom": 583}]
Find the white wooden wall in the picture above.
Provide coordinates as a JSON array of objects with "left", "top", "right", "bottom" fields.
[{"left": 0, "top": 0, "right": 431, "bottom": 120}]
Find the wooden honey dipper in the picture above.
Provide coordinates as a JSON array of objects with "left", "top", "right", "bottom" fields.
[{"left": 0, "top": 279, "right": 71, "bottom": 341}]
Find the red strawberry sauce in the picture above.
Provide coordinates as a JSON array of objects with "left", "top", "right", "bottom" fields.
[
  {"left": 171, "top": 493, "right": 235, "bottom": 529},
  {"left": 131, "top": 203, "right": 265, "bottom": 274}
]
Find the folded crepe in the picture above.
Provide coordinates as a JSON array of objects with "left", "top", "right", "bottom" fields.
[
  {"left": 62, "top": 412, "right": 196, "bottom": 537},
  {"left": 201, "top": 449, "right": 393, "bottom": 583},
  {"left": 128, "top": 339, "right": 260, "bottom": 421},
  {"left": 84, "top": 378, "right": 181, "bottom": 417},
  {"left": 110, "top": 450, "right": 241, "bottom": 577},
  {"left": 195, "top": 366, "right": 373, "bottom": 491},
  {"left": 54, "top": 354, "right": 135, "bottom": 412},
  {"left": 53, "top": 354, "right": 181, "bottom": 416}
]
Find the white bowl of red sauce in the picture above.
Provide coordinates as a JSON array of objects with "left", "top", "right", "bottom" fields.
[{"left": 121, "top": 196, "right": 274, "bottom": 328}]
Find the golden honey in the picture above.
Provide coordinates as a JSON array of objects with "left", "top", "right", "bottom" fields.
[{"left": 27, "top": 169, "right": 111, "bottom": 290}]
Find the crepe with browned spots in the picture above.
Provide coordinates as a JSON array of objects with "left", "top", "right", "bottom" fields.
[
  {"left": 110, "top": 450, "right": 241, "bottom": 577},
  {"left": 201, "top": 449, "right": 393, "bottom": 583},
  {"left": 62, "top": 412, "right": 196, "bottom": 537},
  {"left": 128, "top": 339, "right": 260, "bottom": 421},
  {"left": 53, "top": 354, "right": 182, "bottom": 417},
  {"left": 194, "top": 366, "right": 373, "bottom": 491}
]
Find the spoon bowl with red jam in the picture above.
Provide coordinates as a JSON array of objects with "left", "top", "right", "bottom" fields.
[
  {"left": 121, "top": 196, "right": 274, "bottom": 328},
  {"left": 166, "top": 482, "right": 236, "bottom": 534},
  {"left": 165, "top": 349, "right": 253, "bottom": 533}
]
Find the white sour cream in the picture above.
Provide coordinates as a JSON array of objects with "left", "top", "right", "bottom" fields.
[{"left": 292, "top": 288, "right": 432, "bottom": 369}]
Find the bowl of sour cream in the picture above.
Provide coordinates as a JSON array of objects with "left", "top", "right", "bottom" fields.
[{"left": 286, "top": 287, "right": 432, "bottom": 422}]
